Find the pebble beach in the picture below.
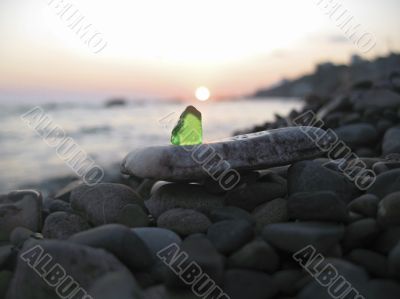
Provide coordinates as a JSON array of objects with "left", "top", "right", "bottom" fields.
[{"left": 2, "top": 71, "right": 400, "bottom": 299}]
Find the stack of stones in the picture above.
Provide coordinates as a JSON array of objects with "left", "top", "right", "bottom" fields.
[{"left": 1, "top": 73, "right": 400, "bottom": 298}]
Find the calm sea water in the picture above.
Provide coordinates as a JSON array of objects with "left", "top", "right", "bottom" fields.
[{"left": 0, "top": 98, "right": 302, "bottom": 191}]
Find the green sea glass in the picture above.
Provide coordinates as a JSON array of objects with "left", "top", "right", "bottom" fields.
[{"left": 171, "top": 105, "right": 202, "bottom": 145}]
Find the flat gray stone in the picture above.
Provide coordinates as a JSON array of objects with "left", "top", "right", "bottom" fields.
[
  {"left": 121, "top": 127, "right": 327, "bottom": 181},
  {"left": 0, "top": 190, "right": 42, "bottom": 241}
]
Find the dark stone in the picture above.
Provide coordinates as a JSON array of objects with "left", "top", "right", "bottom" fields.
[
  {"left": 89, "top": 271, "right": 143, "bottom": 299},
  {"left": 228, "top": 239, "right": 279, "bottom": 273},
  {"left": 348, "top": 194, "right": 379, "bottom": 218},
  {"left": 388, "top": 241, "right": 400, "bottom": 279},
  {"left": 209, "top": 206, "right": 255, "bottom": 225},
  {"left": 378, "top": 191, "right": 400, "bottom": 227},
  {"left": 262, "top": 222, "right": 344, "bottom": 254},
  {"left": 68, "top": 224, "right": 153, "bottom": 271},
  {"left": 207, "top": 220, "right": 253, "bottom": 254},
  {"left": 383, "top": 126, "right": 400, "bottom": 155},
  {"left": 42, "top": 211, "right": 90, "bottom": 240},
  {"left": 166, "top": 234, "right": 224, "bottom": 289},
  {"left": 288, "top": 161, "right": 359, "bottom": 203},
  {"left": 365, "top": 280, "right": 400, "bottom": 299},
  {"left": 298, "top": 258, "right": 368, "bottom": 299},
  {"left": 368, "top": 169, "right": 400, "bottom": 198},
  {"left": 272, "top": 269, "right": 306, "bottom": 296},
  {"left": 347, "top": 249, "right": 388, "bottom": 277},
  {"left": 335, "top": 123, "right": 378, "bottom": 146},
  {"left": 374, "top": 227, "right": 400, "bottom": 254},
  {"left": 252, "top": 198, "right": 288, "bottom": 231},
  {"left": 0, "top": 190, "right": 42, "bottom": 241},
  {"left": 70, "top": 183, "right": 145, "bottom": 226},
  {"left": 7, "top": 240, "right": 129, "bottom": 299},
  {"left": 157, "top": 208, "right": 211, "bottom": 236},
  {"left": 342, "top": 218, "right": 379, "bottom": 250},
  {"left": 145, "top": 183, "right": 223, "bottom": 218},
  {"left": 288, "top": 191, "right": 347, "bottom": 222},
  {"left": 224, "top": 172, "right": 287, "bottom": 211},
  {"left": 223, "top": 269, "right": 278, "bottom": 299}
]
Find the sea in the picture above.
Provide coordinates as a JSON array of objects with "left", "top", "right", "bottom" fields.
[{"left": 0, "top": 97, "right": 303, "bottom": 192}]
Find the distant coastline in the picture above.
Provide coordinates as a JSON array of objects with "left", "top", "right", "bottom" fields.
[{"left": 253, "top": 53, "right": 400, "bottom": 98}]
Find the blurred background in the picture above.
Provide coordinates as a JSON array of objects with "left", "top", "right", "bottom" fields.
[{"left": 0, "top": 0, "right": 399, "bottom": 191}]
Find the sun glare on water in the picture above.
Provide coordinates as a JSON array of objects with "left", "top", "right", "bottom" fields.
[{"left": 195, "top": 86, "right": 210, "bottom": 101}]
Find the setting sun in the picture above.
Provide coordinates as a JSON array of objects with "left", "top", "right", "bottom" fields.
[{"left": 195, "top": 86, "right": 210, "bottom": 101}]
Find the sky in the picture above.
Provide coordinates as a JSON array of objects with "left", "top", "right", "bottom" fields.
[{"left": 0, "top": 0, "right": 399, "bottom": 102}]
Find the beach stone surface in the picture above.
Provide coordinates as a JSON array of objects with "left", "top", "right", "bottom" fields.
[
  {"left": 0, "top": 190, "right": 42, "bottom": 241},
  {"left": 42, "top": 211, "right": 90, "bottom": 240},
  {"left": 348, "top": 194, "right": 379, "bottom": 217},
  {"left": 377, "top": 191, "right": 400, "bottom": 226},
  {"left": 68, "top": 224, "right": 153, "bottom": 271},
  {"left": 223, "top": 269, "right": 278, "bottom": 299},
  {"left": 156, "top": 208, "right": 211, "bottom": 236},
  {"left": 288, "top": 191, "right": 348, "bottom": 222},
  {"left": 7, "top": 239, "right": 129, "bottom": 299},
  {"left": 335, "top": 123, "right": 378, "bottom": 146},
  {"left": 121, "top": 126, "right": 328, "bottom": 181},
  {"left": 207, "top": 220, "right": 254, "bottom": 254},
  {"left": 252, "top": 198, "right": 288, "bottom": 231},
  {"left": 367, "top": 169, "right": 400, "bottom": 198},
  {"left": 209, "top": 206, "right": 255, "bottom": 225},
  {"left": 342, "top": 218, "right": 379, "bottom": 250},
  {"left": 383, "top": 126, "right": 400, "bottom": 155},
  {"left": 288, "top": 160, "right": 359, "bottom": 202},
  {"left": 228, "top": 239, "right": 279, "bottom": 273},
  {"left": 224, "top": 172, "right": 287, "bottom": 211},
  {"left": 165, "top": 234, "right": 224, "bottom": 288},
  {"left": 262, "top": 222, "right": 344, "bottom": 253},
  {"left": 70, "top": 183, "right": 145, "bottom": 226},
  {"left": 146, "top": 183, "right": 223, "bottom": 218},
  {"left": 388, "top": 241, "right": 400, "bottom": 279},
  {"left": 89, "top": 271, "right": 143, "bottom": 299}
]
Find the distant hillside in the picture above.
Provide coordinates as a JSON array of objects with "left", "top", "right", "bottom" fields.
[{"left": 253, "top": 53, "right": 400, "bottom": 98}]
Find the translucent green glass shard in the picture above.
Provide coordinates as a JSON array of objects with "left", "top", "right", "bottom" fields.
[{"left": 171, "top": 105, "right": 202, "bottom": 145}]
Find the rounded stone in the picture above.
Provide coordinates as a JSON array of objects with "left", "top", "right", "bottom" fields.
[
  {"left": 42, "top": 211, "right": 90, "bottom": 240},
  {"left": 252, "top": 198, "right": 288, "bottom": 231},
  {"left": 224, "top": 173, "right": 287, "bottom": 211},
  {"left": 288, "top": 191, "right": 348, "bottom": 222},
  {"left": 223, "top": 269, "right": 278, "bottom": 299},
  {"left": 207, "top": 220, "right": 253, "bottom": 254},
  {"left": 383, "top": 126, "right": 400, "bottom": 155},
  {"left": 348, "top": 194, "right": 379, "bottom": 218},
  {"left": 228, "top": 239, "right": 279, "bottom": 273},
  {"left": 8, "top": 240, "right": 130, "bottom": 299},
  {"left": 209, "top": 206, "right": 255, "bottom": 225},
  {"left": 145, "top": 183, "right": 223, "bottom": 218},
  {"left": 89, "top": 271, "right": 143, "bottom": 299},
  {"left": 262, "top": 222, "right": 344, "bottom": 254},
  {"left": 68, "top": 224, "right": 153, "bottom": 271},
  {"left": 157, "top": 208, "right": 211, "bottom": 236},
  {"left": 288, "top": 161, "right": 359, "bottom": 203},
  {"left": 377, "top": 191, "right": 400, "bottom": 227},
  {"left": 342, "top": 218, "right": 379, "bottom": 250},
  {"left": 70, "top": 183, "right": 145, "bottom": 226},
  {"left": 367, "top": 169, "right": 400, "bottom": 198},
  {"left": 335, "top": 123, "right": 378, "bottom": 146},
  {"left": 116, "top": 203, "right": 149, "bottom": 228},
  {"left": 347, "top": 249, "right": 388, "bottom": 277}
]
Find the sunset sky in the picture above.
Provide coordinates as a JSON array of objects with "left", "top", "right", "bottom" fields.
[{"left": 1, "top": 0, "right": 399, "bottom": 102}]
